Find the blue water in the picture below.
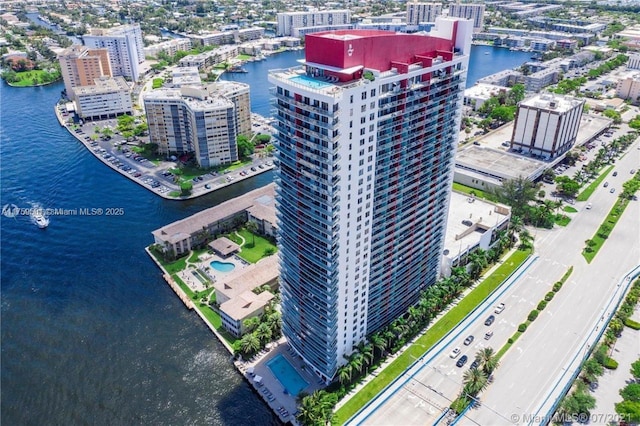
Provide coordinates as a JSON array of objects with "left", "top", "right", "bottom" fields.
[
  {"left": 266, "top": 355, "right": 309, "bottom": 396},
  {"left": 1, "top": 43, "right": 527, "bottom": 425},
  {"left": 0, "top": 81, "right": 277, "bottom": 425},
  {"left": 289, "top": 75, "right": 333, "bottom": 89},
  {"left": 210, "top": 261, "right": 236, "bottom": 273},
  {"left": 223, "top": 45, "right": 531, "bottom": 117}
]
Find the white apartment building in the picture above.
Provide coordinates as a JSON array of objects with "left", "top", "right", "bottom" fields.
[
  {"left": 406, "top": 2, "right": 443, "bottom": 25},
  {"left": 448, "top": 3, "right": 485, "bottom": 33},
  {"left": 143, "top": 38, "right": 192, "bottom": 58},
  {"left": 616, "top": 74, "right": 640, "bottom": 104},
  {"left": 276, "top": 10, "right": 351, "bottom": 36},
  {"left": 83, "top": 24, "right": 145, "bottom": 82},
  {"left": 73, "top": 76, "right": 132, "bottom": 121},
  {"left": 177, "top": 45, "right": 238, "bottom": 70},
  {"left": 511, "top": 94, "right": 584, "bottom": 159},
  {"left": 144, "top": 82, "right": 251, "bottom": 167}
]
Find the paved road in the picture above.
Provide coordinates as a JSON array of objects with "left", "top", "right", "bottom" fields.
[
  {"left": 463, "top": 138, "right": 640, "bottom": 426},
  {"left": 350, "top": 137, "right": 640, "bottom": 426}
]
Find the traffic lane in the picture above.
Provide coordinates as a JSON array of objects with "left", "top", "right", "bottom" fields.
[
  {"left": 466, "top": 200, "right": 640, "bottom": 425},
  {"left": 362, "top": 260, "right": 561, "bottom": 425}
]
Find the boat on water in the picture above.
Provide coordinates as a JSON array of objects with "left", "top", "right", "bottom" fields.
[
  {"left": 227, "top": 66, "right": 248, "bottom": 73},
  {"left": 32, "top": 211, "right": 49, "bottom": 229},
  {"left": 484, "top": 52, "right": 490, "bottom": 55}
]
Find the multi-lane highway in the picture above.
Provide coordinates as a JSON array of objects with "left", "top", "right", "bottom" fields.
[{"left": 347, "top": 138, "right": 640, "bottom": 426}]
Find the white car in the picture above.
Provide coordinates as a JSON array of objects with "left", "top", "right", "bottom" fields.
[
  {"left": 494, "top": 303, "right": 506, "bottom": 314},
  {"left": 449, "top": 347, "right": 461, "bottom": 359},
  {"left": 586, "top": 203, "right": 592, "bottom": 210}
]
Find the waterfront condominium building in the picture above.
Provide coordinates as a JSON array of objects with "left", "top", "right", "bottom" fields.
[
  {"left": 269, "top": 17, "right": 473, "bottom": 382},
  {"left": 406, "top": 2, "right": 443, "bottom": 25},
  {"left": 58, "top": 45, "right": 112, "bottom": 97},
  {"left": 83, "top": 24, "right": 145, "bottom": 81},
  {"left": 74, "top": 76, "right": 132, "bottom": 121},
  {"left": 511, "top": 93, "right": 584, "bottom": 160},
  {"left": 144, "top": 82, "right": 251, "bottom": 168},
  {"left": 276, "top": 10, "right": 352, "bottom": 37},
  {"left": 448, "top": 3, "right": 485, "bottom": 33}
]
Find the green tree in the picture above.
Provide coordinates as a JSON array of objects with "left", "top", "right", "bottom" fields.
[
  {"left": 242, "top": 316, "right": 260, "bottom": 332},
  {"left": 631, "top": 360, "right": 640, "bottom": 381},
  {"left": 256, "top": 322, "right": 272, "bottom": 344},
  {"left": 236, "top": 135, "right": 254, "bottom": 158},
  {"left": 240, "top": 332, "right": 260, "bottom": 355},
  {"left": 337, "top": 364, "right": 352, "bottom": 385},
  {"left": 476, "top": 347, "right": 499, "bottom": 376},
  {"left": 490, "top": 105, "right": 515, "bottom": 123},
  {"left": 620, "top": 383, "right": 640, "bottom": 402},
  {"left": 615, "top": 400, "right": 640, "bottom": 423},
  {"left": 582, "top": 358, "right": 604, "bottom": 383},
  {"left": 180, "top": 181, "right": 193, "bottom": 195},
  {"left": 509, "top": 83, "right": 525, "bottom": 104},
  {"left": 462, "top": 367, "right": 488, "bottom": 397},
  {"left": 245, "top": 220, "right": 258, "bottom": 246},
  {"left": 492, "top": 177, "right": 539, "bottom": 218}
]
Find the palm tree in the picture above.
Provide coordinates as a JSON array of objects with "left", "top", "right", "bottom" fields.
[
  {"left": 360, "top": 343, "right": 374, "bottom": 368},
  {"left": 245, "top": 220, "right": 258, "bottom": 247},
  {"left": 240, "top": 332, "right": 260, "bottom": 356},
  {"left": 256, "top": 322, "right": 272, "bottom": 344},
  {"left": 370, "top": 333, "right": 387, "bottom": 357},
  {"left": 608, "top": 318, "right": 623, "bottom": 337},
  {"left": 242, "top": 316, "right": 260, "bottom": 333},
  {"left": 468, "top": 249, "right": 488, "bottom": 280},
  {"left": 350, "top": 352, "right": 365, "bottom": 375},
  {"left": 476, "top": 347, "right": 499, "bottom": 376},
  {"left": 297, "top": 393, "right": 321, "bottom": 425},
  {"left": 519, "top": 229, "right": 534, "bottom": 250},
  {"left": 509, "top": 215, "right": 523, "bottom": 239},
  {"left": 337, "top": 364, "right": 352, "bottom": 386},
  {"left": 462, "top": 367, "right": 488, "bottom": 396}
]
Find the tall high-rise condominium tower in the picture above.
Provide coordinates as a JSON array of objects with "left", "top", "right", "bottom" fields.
[
  {"left": 269, "top": 17, "right": 473, "bottom": 382},
  {"left": 83, "top": 24, "right": 144, "bottom": 82}
]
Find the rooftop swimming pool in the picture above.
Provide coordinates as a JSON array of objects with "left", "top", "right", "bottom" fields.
[
  {"left": 209, "top": 260, "right": 235, "bottom": 273},
  {"left": 266, "top": 354, "right": 309, "bottom": 396},
  {"left": 289, "top": 75, "right": 332, "bottom": 90}
]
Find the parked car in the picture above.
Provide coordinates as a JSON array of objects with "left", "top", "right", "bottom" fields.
[
  {"left": 449, "top": 347, "right": 461, "bottom": 359},
  {"left": 484, "top": 315, "right": 495, "bottom": 326},
  {"left": 613, "top": 171, "right": 618, "bottom": 177},
  {"left": 610, "top": 188, "right": 615, "bottom": 194},
  {"left": 603, "top": 182, "right": 609, "bottom": 188},
  {"left": 463, "top": 335, "right": 474, "bottom": 346},
  {"left": 456, "top": 355, "right": 468, "bottom": 368},
  {"left": 494, "top": 303, "right": 506, "bottom": 314},
  {"left": 470, "top": 359, "right": 480, "bottom": 370},
  {"left": 586, "top": 203, "right": 592, "bottom": 210},
  {"left": 484, "top": 331, "right": 494, "bottom": 340}
]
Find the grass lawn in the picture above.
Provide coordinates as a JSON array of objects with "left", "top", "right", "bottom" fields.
[
  {"left": 236, "top": 54, "right": 253, "bottom": 60},
  {"left": 333, "top": 248, "right": 532, "bottom": 424},
  {"left": 7, "top": 69, "right": 60, "bottom": 87},
  {"left": 554, "top": 214, "right": 571, "bottom": 227},
  {"left": 577, "top": 165, "right": 613, "bottom": 201},
  {"left": 152, "top": 251, "right": 188, "bottom": 274},
  {"left": 583, "top": 198, "right": 630, "bottom": 263},
  {"left": 188, "top": 249, "right": 209, "bottom": 263},
  {"left": 168, "top": 191, "right": 181, "bottom": 198},
  {"left": 452, "top": 182, "right": 493, "bottom": 201},
  {"left": 563, "top": 206, "right": 578, "bottom": 213},
  {"left": 227, "top": 229, "right": 277, "bottom": 264}
]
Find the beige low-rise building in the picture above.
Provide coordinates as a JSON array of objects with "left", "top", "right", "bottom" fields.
[
  {"left": 152, "top": 184, "right": 277, "bottom": 256},
  {"left": 616, "top": 73, "right": 640, "bottom": 104},
  {"left": 215, "top": 255, "right": 279, "bottom": 337}
]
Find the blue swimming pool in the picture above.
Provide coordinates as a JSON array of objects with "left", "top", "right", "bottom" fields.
[
  {"left": 289, "top": 75, "right": 332, "bottom": 90},
  {"left": 267, "top": 354, "right": 309, "bottom": 396},
  {"left": 209, "top": 260, "right": 235, "bottom": 273}
]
